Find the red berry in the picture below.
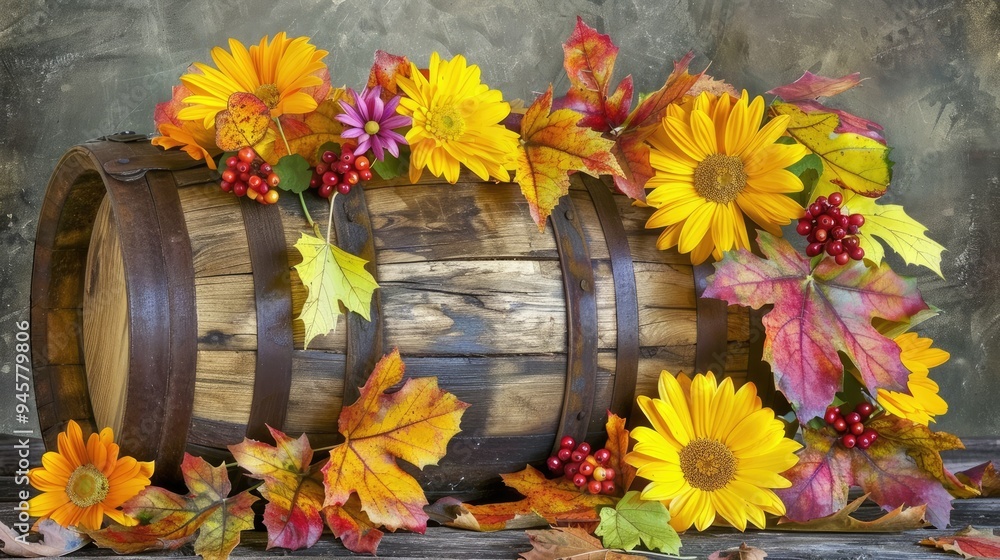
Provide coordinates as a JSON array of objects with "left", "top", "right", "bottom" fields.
[
  {"left": 359, "top": 169, "right": 373, "bottom": 181},
  {"left": 547, "top": 456, "right": 563, "bottom": 472},
  {"left": 847, "top": 224, "right": 860, "bottom": 235},
  {"left": 318, "top": 184, "right": 334, "bottom": 198},
  {"left": 828, "top": 207, "right": 842, "bottom": 218},
  {"left": 831, "top": 227, "right": 846, "bottom": 240},
  {"left": 844, "top": 412, "right": 861, "bottom": 425},
  {"left": 867, "top": 430, "right": 878, "bottom": 442},
  {"left": 833, "top": 418, "right": 848, "bottom": 432},
  {"left": 342, "top": 143, "right": 357, "bottom": 155},
  {"left": 337, "top": 183, "right": 352, "bottom": 195},
  {"left": 573, "top": 474, "right": 588, "bottom": 488},
  {"left": 248, "top": 175, "right": 263, "bottom": 190},
  {"left": 814, "top": 228, "right": 828, "bottom": 243},
  {"left": 829, "top": 192, "right": 844, "bottom": 206},
  {"left": 843, "top": 236, "right": 860, "bottom": 249},
  {"left": 221, "top": 169, "right": 237, "bottom": 183},
  {"left": 824, "top": 408, "right": 839, "bottom": 424},
  {"left": 815, "top": 195, "right": 828, "bottom": 206},
  {"left": 806, "top": 242, "right": 825, "bottom": 257},
  {"left": 576, "top": 442, "right": 591, "bottom": 455},
  {"left": 603, "top": 467, "right": 615, "bottom": 481},
  {"left": 256, "top": 183, "right": 269, "bottom": 195},
  {"left": 827, "top": 240, "right": 844, "bottom": 256},
  {"left": 323, "top": 171, "right": 340, "bottom": 186},
  {"left": 560, "top": 436, "right": 576, "bottom": 450},
  {"left": 809, "top": 203, "right": 823, "bottom": 216},
  {"left": 344, "top": 170, "right": 360, "bottom": 185},
  {"left": 856, "top": 402, "right": 875, "bottom": 418},
  {"left": 578, "top": 462, "right": 594, "bottom": 477},
  {"left": 570, "top": 450, "right": 586, "bottom": 463},
  {"left": 601, "top": 480, "right": 616, "bottom": 495},
  {"left": 804, "top": 209, "right": 814, "bottom": 220},
  {"left": 238, "top": 147, "right": 256, "bottom": 163},
  {"left": 226, "top": 156, "right": 239, "bottom": 168},
  {"left": 316, "top": 163, "right": 329, "bottom": 175},
  {"left": 336, "top": 161, "right": 352, "bottom": 174},
  {"left": 236, "top": 161, "right": 251, "bottom": 174},
  {"left": 309, "top": 176, "right": 321, "bottom": 189},
  {"left": 849, "top": 247, "right": 865, "bottom": 261},
  {"left": 565, "top": 462, "right": 581, "bottom": 478},
  {"left": 848, "top": 213, "right": 865, "bottom": 227},
  {"left": 322, "top": 150, "right": 337, "bottom": 164},
  {"left": 557, "top": 448, "right": 572, "bottom": 462},
  {"left": 233, "top": 182, "right": 248, "bottom": 197},
  {"left": 239, "top": 172, "right": 252, "bottom": 184},
  {"left": 835, "top": 252, "right": 850, "bottom": 265},
  {"left": 838, "top": 215, "right": 850, "bottom": 229},
  {"left": 219, "top": 180, "right": 233, "bottom": 192},
  {"left": 796, "top": 221, "right": 813, "bottom": 236},
  {"left": 806, "top": 232, "right": 818, "bottom": 244},
  {"left": 857, "top": 434, "right": 872, "bottom": 449},
  {"left": 587, "top": 480, "right": 603, "bottom": 495},
  {"left": 259, "top": 162, "right": 272, "bottom": 174},
  {"left": 354, "top": 155, "right": 371, "bottom": 171},
  {"left": 842, "top": 434, "right": 857, "bottom": 448},
  {"left": 267, "top": 173, "right": 280, "bottom": 188},
  {"left": 818, "top": 215, "right": 835, "bottom": 230},
  {"left": 850, "top": 422, "right": 865, "bottom": 436},
  {"left": 340, "top": 150, "right": 356, "bottom": 164},
  {"left": 592, "top": 467, "right": 607, "bottom": 482},
  {"left": 594, "top": 449, "right": 611, "bottom": 465}
]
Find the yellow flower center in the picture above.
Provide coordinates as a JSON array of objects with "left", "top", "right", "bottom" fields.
[
  {"left": 254, "top": 84, "right": 281, "bottom": 109},
  {"left": 693, "top": 154, "right": 748, "bottom": 204},
  {"left": 66, "top": 464, "right": 110, "bottom": 508},
  {"left": 364, "top": 121, "right": 381, "bottom": 135},
  {"left": 426, "top": 104, "right": 466, "bottom": 142},
  {"left": 679, "top": 438, "right": 737, "bottom": 491}
]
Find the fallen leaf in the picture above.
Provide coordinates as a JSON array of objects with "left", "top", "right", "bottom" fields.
[
  {"left": 703, "top": 231, "right": 928, "bottom": 421},
  {"left": 777, "top": 426, "right": 955, "bottom": 529},
  {"left": 604, "top": 412, "right": 637, "bottom": 491},
  {"left": 323, "top": 495, "right": 384, "bottom": 555},
  {"left": 515, "top": 85, "right": 623, "bottom": 230},
  {"left": 520, "top": 527, "right": 643, "bottom": 560},
  {"left": 556, "top": 16, "right": 633, "bottom": 132},
  {"left": 621, "top": 52, "right": 701, "bottom": 132},
  {"left": 229, "top": 426, "right": 325, "bottom": 551},
  {"left": 776, "top": 494, "right": 928, "bottom": 531},
  {"left": 0, "top": 519, "right": 89, "bottom": 558},
  {"left": 293, "top": 232, "right": 379, "bottom": 349},
  {"left": 956, "top": 462, "right": 1000, "bottom": 497},
  {"left": 88, "top": 454, "right": 257, "bottom": 560},
  {"left": 865, "top": 415, "right": 970, "bottom": 498},
  {"left": 595, "top": 491, "right": 679, "bottom": 554},
  {"left": 367, "top": 50, "right": 412, "bottom": 99},
  {"left": 321, "top": 350, "right": 469, "bottom": 544},
  {"left": 152, "top": 82, "right": 219, "bottom": 168},
  {"left": 772, "top": 102, "right": 892, "bottom": 197},
  {"left": 215, "top": 92, "right": 271, "bottom": 151},
  {"left": 708, "top": 543, "right": 768, "bottom": 560},
  {"left": 767, "top": 71, "right": 863, "bottom": 102},
  {"left": 920, "top": 526, "right": 1000, "bottom": 558}
]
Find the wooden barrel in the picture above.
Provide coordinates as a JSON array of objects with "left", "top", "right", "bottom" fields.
[{"left": 31, "top": 136, "right": 754, "bottom": 496}]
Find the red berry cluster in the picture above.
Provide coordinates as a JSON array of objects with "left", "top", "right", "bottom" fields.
[
  {"left": 220, "top": 147, "right": 280, "bottom": 204},
  {"left": 797, "top": 192, "right": 866, "bottom": 265},
  {"left": 547, "top": 436, "right": 617, "bottom": 495},
  {"left": 310, "top": 145, "right": 373, "bottom": 198},
  {"left": 824, "top": 402, "right": 879, "bottom": 449}
]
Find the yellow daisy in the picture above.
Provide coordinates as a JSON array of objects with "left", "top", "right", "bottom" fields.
[
  {"left": 178, "top": 33, "right": 328, "bottom": 128},
  {"left": 645, "top": 91, "right": 809, "bottom": 264},
  {"left": 626, "top": 371, "right": 801, "bottom": 532},
  {"left": 877, "top": 333, "right": 950, "bottom": 425},
  {"left": 395, "top": 52, "right": 520, "bottom": 184},
  {"left": 28, "top": 420, "right": 154, "bottom": 530}
]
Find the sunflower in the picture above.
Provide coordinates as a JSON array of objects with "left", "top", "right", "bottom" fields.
[
  {"left": 877, "top": 333, "right": 950, "bottom": 425},
  {"left": 28, "top": 420, "right": 154, "bottom": 531},
  {"left": 178, "top": 33, "right": 328, "bottom": 129},
  {"left": 645, "top": 91, "right": 809, "bottom": 264},
  {"left": 625, "top": 371, "right": 801, "bottom": 532},
  {"left": 395, "top": 52, "right": 520, "bottom": 183}
]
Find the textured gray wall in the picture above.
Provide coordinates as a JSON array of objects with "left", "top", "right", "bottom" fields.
[{"left": 1, "top": 0, "right": 998, "bottom": 437}]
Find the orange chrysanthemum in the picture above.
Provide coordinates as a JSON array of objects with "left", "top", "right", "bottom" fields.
[{"left": 28, "top": 420, "right": 154, "bottom": 531}]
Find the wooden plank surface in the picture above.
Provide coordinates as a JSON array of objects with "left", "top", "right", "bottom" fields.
[{"left": 0, "top": 437, "right": 997, "bottom": 559}]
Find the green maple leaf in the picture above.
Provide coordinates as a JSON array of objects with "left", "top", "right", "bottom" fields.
[
  {"left": 595, "top": 491, "right": 680, "bottom": 554},
  {"left": 294, "top": 232, "right": 379, "bottom": 349}
]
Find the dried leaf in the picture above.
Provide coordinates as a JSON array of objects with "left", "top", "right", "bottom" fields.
[
  {"left": 772, "top": 102, "right": 892, "bottom": 197},
  {"left": 293, "top": 232, "right": 379, "bottom": 349},
  {"left": 621, "top": 52, "right": 701, "bottom": 132},
  {"left": 604, "top": 412, "right": 637, "bottom": 491},
  {"left": 323, "top": 495, "right": 384, "bottom": 555},
  {"left": 703, "top": 231, "right": 928, "bottom": 421},
  {"left": 520, "top": 527, "right": 643, "bottom": 560},
  {"left": 866, "top": 415, "right": 970, "bottom": 498},
  {"left": 321, "top": 350, "right": 468, "bottom": 546},
  {"left": 88, "top": 455, "right": 257, "bottom": 560},
  {"left": 708, "top": 543, "right": 768, "bottom": 560},
  {"left": 515, "top": 85, "right": 623, "bottom": 229},
  {"left": 557, "top": 16, "right": 633, "bottom": 132},
  {"left": 776, "top": 494, "right": 928, "bottom": 531},
  {"left": 956, "top": 462, "right": 1000, "bottom": 497},
  {"left": 595, "top": 491, "right": 679, "bottom": 554},
  {"left": 271, "top": 95, "right": 347, "bottom": 166},
  {"left": 215, "top": 92, "right": 271, "bottom": 151},
  {"left": 767, "top": 71, "right": 863, "bottom": 102},
  {"left": 920, "top": 526, "right": 1000, "bottom": 558},
  {"left": 229, "top": 426, "right": 325, "bottom": 550},
  {"left": 687, "top": 73, "right": 739, "bottom": 98},
  {"left": 0, "top": 520, "right": 89, "bottom": 558},
  {"left": 152, "top": 82, "right": 219, "bottom": 168},
  {"left": 367, "top": 50, "right": 412, "bottom": 100}
]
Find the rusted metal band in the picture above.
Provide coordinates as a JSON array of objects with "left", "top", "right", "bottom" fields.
[
  {"left": 332, "top": 187, "right": 383, "bottom": 407},
  {"left": 549, "top": 195, "right": 598, "bottom": 455},
  {"left": 239, "top": 197, "right": 294, "bottom": 442},
  {"left": 580, "top": 176, "right": 639, "bottom": 421},
  {"left": 693, "top": 261, "right": 729, "bottom": 375}
]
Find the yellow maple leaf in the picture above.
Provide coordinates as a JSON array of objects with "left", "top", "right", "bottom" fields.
[
  {"left": 515, "top": 84, "right": 624, "bottom": 230},
  {"left": 321, "top": 350, "right": 469, "bottom": 533},
  {"left": 773, "top": 102, "right": 893, "bottom": 197},
  {"left": 293, "top": 232, "right": 378, "bottom": 349}
]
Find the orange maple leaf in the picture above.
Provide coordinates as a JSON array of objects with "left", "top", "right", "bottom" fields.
[
  {"left": 515, "top": 85, "right": 624, "bottom": 230},
  {"left": 321, "top": 349, "right": 469, "bottom": 535}
]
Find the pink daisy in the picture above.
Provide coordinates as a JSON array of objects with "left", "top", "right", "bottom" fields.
[{"left": 336, "top": 86, "right": 410, "bottom": 160}]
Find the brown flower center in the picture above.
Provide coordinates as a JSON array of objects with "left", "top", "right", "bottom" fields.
[
  {"left": 254, "top": 84, "right": 281, "bottom": 109},
  {"left": 693, "top": 153, "right": 747, "bottom": 204},
  {"left": 66, "top": 464, "right": 110, "bottom": 508},
  {"left": 679, "top": 438, "right": 737, "bottom": 491},
  {"left": 426, "top": 105, "right": 465, "bottom": 142}
]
